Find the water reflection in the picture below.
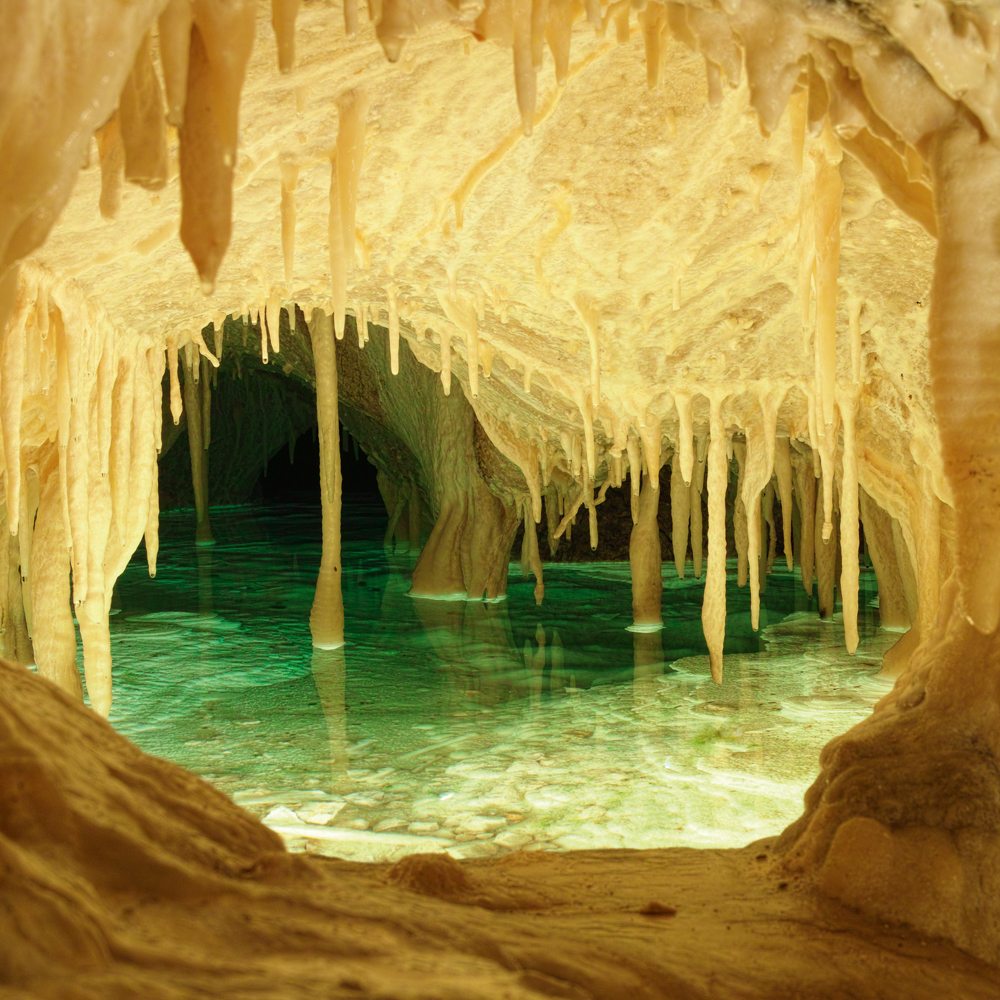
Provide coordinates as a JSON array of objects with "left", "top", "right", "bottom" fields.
[{"left": 105, "top": 502, "right": 894, "bottom": 863}]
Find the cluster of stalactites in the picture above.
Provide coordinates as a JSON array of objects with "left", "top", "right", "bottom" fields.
[
  {"left": 0, "top": 263, "right": 164, "bottom": 715},
  {"left": 511, "top": 382, "right": 886, "bottom": 682}
]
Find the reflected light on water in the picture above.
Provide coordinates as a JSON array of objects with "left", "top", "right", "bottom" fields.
[{"left": 104, "top": 502, "right": 895, "bottom": 862}]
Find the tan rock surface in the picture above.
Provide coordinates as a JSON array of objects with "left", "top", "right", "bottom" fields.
[{"left": 3, "top": 658, "right": 1000, "bottom": 1000}]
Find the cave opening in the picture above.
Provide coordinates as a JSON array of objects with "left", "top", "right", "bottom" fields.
[
  {"left": 8, "top": 0, "right": 1000, "bottom": 990},
  {"left": 95, "top": 327, "right": 891, "bottom": 864}
]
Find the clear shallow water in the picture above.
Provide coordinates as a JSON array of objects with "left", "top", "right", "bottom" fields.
[{"left": 105, "top": 501, "right": 895, "bottom": 862}]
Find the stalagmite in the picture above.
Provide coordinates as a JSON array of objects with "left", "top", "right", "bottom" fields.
[
  {"left": 179, "top": 0, "right": 256, "bottom": 291},
  {"left": 701, "top": 396, "right": 727, "bottom": 682},
  {"left": 670, "top": 457, "right": 689, "bottom": 577},
  {"left": 308, "top": 309, "right": 344, "bottom": 649},
  {"left": 629, "top": 475, "right": 661, "bottom": 630}
]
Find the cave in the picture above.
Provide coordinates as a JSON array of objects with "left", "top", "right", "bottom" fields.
[{"left": 3, "top": 1, "right": 1000, "bottom": 996}]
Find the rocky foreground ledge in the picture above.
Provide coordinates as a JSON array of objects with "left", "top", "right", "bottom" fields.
[{"left": 1, "top": 658, "right": 997, "bottom": 1000}]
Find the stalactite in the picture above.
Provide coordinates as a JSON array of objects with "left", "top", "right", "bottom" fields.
[
  {"left": 774, "top": 435, "right": 794, "bottom": 569},
  {"left": 158, "top": 0, "right": 193, "bottom": 126},
  {"left": 522, "top": 498, "right": 544, "bottom": 605},
  {"left": 814, "top": 477, "right": 837, "bottom": 619},
  {"left": 670, "top": 457, "right": 689, "bottom": 578},
  {"left": 308, "top": 309, "right": 344, "bottom": 648},
  {"left": 512, "top": 0, "right": 537, "bottom": 135},
  {"left": 118, "top": 34, "right": 168, "bottom": 191},
  {"left": 178, "top": 1, "right": 256, "bottom": 291},
  {"left": 733, "top": 441, "right": 748, "bottom": 587},
  {"left": 329, "top": 90, "right": 370, "bottom": 339},
  {"left": 701, "top": 396, "right": 727, "bottom": 683},
  {"left": 690, "top": 438, "right": 706, "bottom": 579},
  {"left": 271, "top": 0, "right": 301, "bottom": 73},
  {"left": 792, "top": 444, "right": 816, "bottom": 595},
  {"left": 95, "top": 114, "right": 125, "bottom": 220},
  {"left": 858, "top": 488, "right": 910, "bottom": 630},
  {"left": 741, "top": 420, "right": 772, "bottom": 632},
  {"left": 838, "top": 393, "right": 860, "bottom": 653},
  {"left": 181, "top": 345, "right": 213, "bottom": 545}
]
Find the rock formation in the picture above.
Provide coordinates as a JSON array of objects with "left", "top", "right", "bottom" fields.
[{"left": 2, "top": 0, "right": 1000, "bottom": 985}]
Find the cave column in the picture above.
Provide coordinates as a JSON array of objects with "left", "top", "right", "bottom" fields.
[
  {"left": 308, "top": 309, "right": 344, "bottom": 649},
  {"left": 777, "top": 119, "right": 1000, "bottom": 966},
  {"left": 29, "top": 448, "right": 80, "bottom": 698},
  {"left": 628, "top": 473, "right": 661, "bottom": 630}
]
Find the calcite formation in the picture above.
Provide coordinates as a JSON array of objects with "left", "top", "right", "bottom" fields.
[{"left": 2, "top": 0, "right": 1000, "bottom": 979}]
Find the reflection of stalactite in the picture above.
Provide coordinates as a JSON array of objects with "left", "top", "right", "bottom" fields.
[
  {"left": 632, "top": 629, "right": 663, "bottom": 710},
  {"left": 310, "top": 647, "right": 348, "bottom": 780}
]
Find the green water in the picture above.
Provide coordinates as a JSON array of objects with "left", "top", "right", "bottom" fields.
[{"left": 105, "top": 501, "right": 895, "bottom": 862}]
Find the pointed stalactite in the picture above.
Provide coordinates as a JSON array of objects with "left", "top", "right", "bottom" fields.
[
  {"left": 179, "top": 1, "right": 256, "bottom": 292},
  {"left": 774, "top": 436, "right": 794, "bottom": 569},
  {"left": 814, "top": 476, "right": 837, "bottom": 619},
  {"left": 690, "top": 436, "right": 706, "bottom": 579},
  {"left": 308, "top": 309, "right": 344, "bottom": 649},
  {"left": 271, "top": 0, "right": 301, "bottom": 73},
  {"left": 792, "top": 445, "right": 816, "bottom": 596},
  {"left": 701, "top": 396, "right": 727, "bottom": 682},
  {"left": 522, "top": 499, "right": 544, "bottom": 605},
  {"left": 118, "top": 33, "right": 169, "bottom": 190},
  {"left": 741, "top": 423, "right": 771, "bottom": 632},
  {"left": 180, "top": 345, "right": 213, "bottom": 545},
  {"left": 838, "top": 394, "right": 860, "bottom": 653},
  {"left": 158, "top": 0, "right": 193, "bottom": 126},
  {"left": 512, "top": 0, "right": 537, "bottom": 136},
  {"left": 95, "top": 114, "right": 125, "bottom": 221},
  {"left": 733, "top": 441, "right": 749, "bottom": 588},
  {"left": 670, "top": 458, "right": 690, "bottom": 578}
]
